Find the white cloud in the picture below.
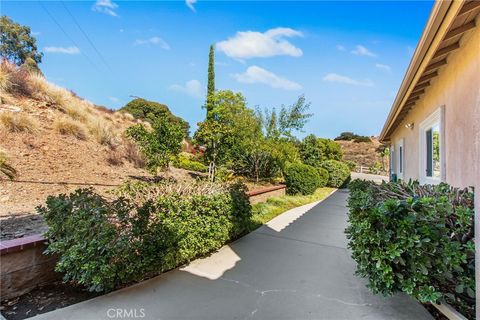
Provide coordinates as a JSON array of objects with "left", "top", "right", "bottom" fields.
[
  {"left": 322, "top": 73, "right": 373, "bottom": 87},
  {"left": 169, "top": 80, "right": 205, "bottom": 99},
  {"left": 32, "top": 31, "right": 41, "bottom": 36},
  {"left": 92, "top": 0, "right": 118, "bottom": 16},
  {"left": 186, "top": 0, "right": 197, "bottom": 12},
  {"left": 351, "top": 45, "right": 377, "bottom": 57},
  {"left": 133, "top": 37, "right": 170, "bottom": 50},
  {"left": 336, "top": 45, "right": 346, "bottom": 51},
  {"left": 232, "top": 66, "right": 302, "bottom": 90},
  {"left": 44, "top": 46, "right": 80, "bottom": 55},
  {"left": 217, "top": 27, "right": 303, "bottom": 60},
  {"left": 376, "top": 63, "right": 391, "bottom": 72},
  {"left": 108, "top": 96, "right": 120, "bottom": 103}
]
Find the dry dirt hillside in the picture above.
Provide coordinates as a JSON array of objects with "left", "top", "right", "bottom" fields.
[
  {"left": 336, "top": 137, "right": 389, "bottom": 174},
  {"left": 0, "top": 62, "right": 188, "bottom": 233}
]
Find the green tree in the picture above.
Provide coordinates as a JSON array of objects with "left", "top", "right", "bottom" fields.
[
  {"left": 195, "top": 90, "right": 261, "bottom": 181},
  {"left": 376, "top": 144, "right": 390, "bottom": 171},
  {"left": 257, "top": 95, "right": 312, "bottom": 139},
  {"left": 0, "top": 16, "right": 42, "bottom": 69},
  {"left": 194, "top": 119, "right": 233, "bottom": 181},
  {"left": 126, "top": 117, "right": 184, "bottom": 174},
  {"left": 206, "top": 44, "right": 215, "bottom": 118},
  {"left": 299, "top": 134, "right": 342, "bottom": 167},
  {"left": 120, "top": 98, "right": 190, "bottom": 137}
]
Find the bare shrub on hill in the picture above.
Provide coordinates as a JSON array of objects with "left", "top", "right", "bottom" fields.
[
  {"left": 0, "top": 111, "right": 39, "bottom": 133},
  {"left": 53, "top": 117, "right": 88, "bottom": 140}
]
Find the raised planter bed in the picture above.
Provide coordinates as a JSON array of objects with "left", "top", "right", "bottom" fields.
[
  {"left": 246, "top": 185, "right": 286, "bottom": 204},
  {"left": 0, "top": 235, "right": 59, "bottom": 301}
]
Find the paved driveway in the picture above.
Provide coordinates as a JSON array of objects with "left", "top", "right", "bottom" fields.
[{"left": 33, "top": 190, "right": 432, "bottom": 320}]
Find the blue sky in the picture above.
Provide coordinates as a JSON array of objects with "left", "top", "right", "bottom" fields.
[{"left": 3, "top": 0, "right": 433, "bottom": 138}]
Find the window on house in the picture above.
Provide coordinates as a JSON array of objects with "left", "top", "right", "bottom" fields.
[
  {"left": 399, "top": 145, "right": 403, "bottom": 174},
  {"left": 425, "top": 125, "right": 440, "bottom": 178},
  {"left": 420, "top": 107, "right": 443, "bottom": 183}
]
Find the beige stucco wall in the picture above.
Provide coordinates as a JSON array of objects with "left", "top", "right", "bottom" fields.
[{"left": 390, "top": 20, "right": 480, "bottom": 189}]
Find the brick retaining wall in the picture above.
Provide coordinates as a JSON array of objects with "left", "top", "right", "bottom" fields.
[{"left": 0, "top": 235, "right": 60, "bottom": 300}]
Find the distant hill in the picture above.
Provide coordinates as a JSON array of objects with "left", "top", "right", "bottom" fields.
[{"left": 336, "top": 137, "right": 388, "bottom": 174}]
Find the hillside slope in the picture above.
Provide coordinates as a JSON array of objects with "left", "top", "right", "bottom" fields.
[
  {"left": 336, "top": 137, "right": 389, "bottom": 174},
  {"left": 0, "top": 62, "right": 183, "bottom": 221}
]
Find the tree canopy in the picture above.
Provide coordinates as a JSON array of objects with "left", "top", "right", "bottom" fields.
[
  {"left": 120, "top": 98, "right": 190, "bottom": 137},
  {"left": 126, "top": 117, "right": 184, "bottom": 174},
  {"left": 299, "top": 134, "right": 343, "bottom": 167},
  {"left": 206, "top": 44, "right": 215, "bottom": 118},
  {"left": 0, "top": 16, "right": 42, "bottom": 68},
  {"left": 257, "top": 95, "right": 312, "bottom": 140}
]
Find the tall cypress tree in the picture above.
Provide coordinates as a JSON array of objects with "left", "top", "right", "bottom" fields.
[{"left": 206, "top": 44, "right": 215, "bottom": 118}]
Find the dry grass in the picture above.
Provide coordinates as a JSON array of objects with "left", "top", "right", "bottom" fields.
[
  {"left": 122, "top": 112, "right": 135, "bottom": 121},
  {"left": 87, "top": 118, "right": 118, "bottom": 147},
  {"left": 106, "top": 149, "right": 124, "bottom": 166},
  {"left": 0, "top": 112, "right": 39, "bottom": 133},
  {"left": 0, "top": 64, "right": 12, "bottom": 94},
  {"left": 123, "top": 139, "right": 145, "bottom": 168},
  {"left": 0, "top": 62, "right": 32, "bottom": 97},
  {"left": 29, "top": 73, "right": 68, "bottom": 106},
  {"left": 53, "top": 117, "right": 88, "bottom": 140}
]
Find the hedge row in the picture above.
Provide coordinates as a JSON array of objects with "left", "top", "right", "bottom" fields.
[
  {"left": 346, "top": 179, "right": 475, "bottom": 318},
  {"left": 39, "top": 182, "right": 251, "bottom": 292},
  {"left": 284, "top": 160, "right": 351, "bottom": 195},
  {"left": 320, "top": 160, "right": 350, "bottom": 188}
]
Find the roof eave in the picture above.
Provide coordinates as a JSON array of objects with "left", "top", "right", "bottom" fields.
[{"left": 379, "top": 0, "right": 454, "bottom": 143}]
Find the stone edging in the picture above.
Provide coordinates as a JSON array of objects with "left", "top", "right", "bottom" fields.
[{"left": 0, "top": 234, "right": 47, "bottom": 256}]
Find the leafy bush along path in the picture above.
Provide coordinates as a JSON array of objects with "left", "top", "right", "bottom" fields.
[
  {"left": 30, "top": 189, "right": 432, "bottom": 320},
  {"left": 346, "top": 180, "right": 475, "bottom": 319}
]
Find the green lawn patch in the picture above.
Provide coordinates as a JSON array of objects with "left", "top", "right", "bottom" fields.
[{"left": 248, "top": 187, "right": 335, "bottom": 230}]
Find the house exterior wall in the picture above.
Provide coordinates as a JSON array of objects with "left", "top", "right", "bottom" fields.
[{"left": 389, "top": 21, "right": 480, "bottom": 189}]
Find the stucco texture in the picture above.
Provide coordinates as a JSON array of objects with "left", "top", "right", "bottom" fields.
[{"left": 390, "top": 19, "right": 480, "bottom": 189}]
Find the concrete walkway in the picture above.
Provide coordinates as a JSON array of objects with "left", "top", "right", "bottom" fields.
[{"left": 34, "top": 190, "right": 432, "bottom": 320}]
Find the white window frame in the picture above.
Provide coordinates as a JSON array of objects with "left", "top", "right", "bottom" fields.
[
  {"left": 390, "top": 145, "right": 395, "bottom": 180},
  {"left": 418, "top": 106, "right": 445, "bottom": 184}
]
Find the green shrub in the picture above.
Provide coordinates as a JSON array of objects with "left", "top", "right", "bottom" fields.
[
  {"left": 173, "top": 153, "right": 207, "bottom": 172},
  {"left": 317, "top": 167, "right": 329, "bottom": 187},
  {"left": 299, "top": 134, "right": 342, "bottom": 167},
  {"left": 38, "top": 182, "right": 251, "bottom": 292},
  {"left": 346, "top": 180, "right": 475, "bottom": 318},
  {"left": 320, "top": 160, "right": 350, "bottom": 188},
  {"left": 126, "top": 117, "right": 184, "bottom": 173},
  {"left": 334, "top": 131, "right": 371, "bottom": 143},
  {"left": 353, "top": 136, "right": 371, "bottom": 143},
  {"left": 344, "top": 160, "right": 357, "bottom": 171},
  {"left": 120, "top": 98, "right": 190, "bottom": 136},
  {"left": 284, "top": 163, "right": 321, "bottom": 195}
]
